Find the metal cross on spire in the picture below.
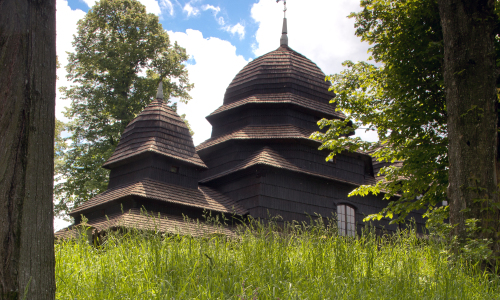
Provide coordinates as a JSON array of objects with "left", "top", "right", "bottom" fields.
[
  {"left": 276, "top": 0, "right": 287, "bottom": 18},
  {"left": 276, "top": 0, "right": 288, "bottom": 46}
]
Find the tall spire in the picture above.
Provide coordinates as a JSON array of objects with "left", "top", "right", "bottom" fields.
[
  {"left": 280, "top": 17, "right": 288, "bottom": 46},
  {"left": 156, "top": 81, "right": 164, "bottom": 101},
  {"left": 277, "top": 0, "right": 288, "bottom": 46}
]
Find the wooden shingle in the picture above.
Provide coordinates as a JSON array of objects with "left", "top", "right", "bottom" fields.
[
  {"left": 223, "top": 45, "right": 335, "bottom": 104},
  {"left": 103, "top": 100, "right": 207, "bottom": 169},
  {"left": 69, "top": 178, "right": 247, "bottom": 216},
  {"left": 56, "top": 208, "right": 236, "bottom": 239},
  {"left": 196, "top": 124, "right": 317, "bottom": 152}
]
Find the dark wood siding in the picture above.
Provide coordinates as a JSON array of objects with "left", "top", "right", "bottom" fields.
[
  {"left": 199, "top": 143, "right": 370, "bottom": 187},
  {"left": 108, "top": 153, "right": 200, "bottom": 189}
]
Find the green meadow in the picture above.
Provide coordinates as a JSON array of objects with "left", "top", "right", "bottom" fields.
[{"left": 55, "top": 219, "right": 500, "bottom": 299}]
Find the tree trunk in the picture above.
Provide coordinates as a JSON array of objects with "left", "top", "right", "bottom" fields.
[
  {"left": 0, "top": 0, "right": 56, "bottom": 299},
  {"left": 438, "top": 0, "right": 500, "bottom": 254}
]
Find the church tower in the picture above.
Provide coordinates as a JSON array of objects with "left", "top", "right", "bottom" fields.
[
  {"left": 64, "top": 83, "right": 246, "bottom": 237},
  {"left": 195, "top": 15, "right": 379, "bottom": 226}
]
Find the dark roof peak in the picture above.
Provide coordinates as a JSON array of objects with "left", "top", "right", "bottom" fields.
[{"left": 103, "top": 99, "right": 207, "bottom": 169}]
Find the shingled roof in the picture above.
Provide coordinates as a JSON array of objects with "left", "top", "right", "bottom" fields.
[
  {"left": 103, "top": 99, "right": 207, "bottom": 169},
  {"left": 223, "top": 45, "right": 335, "bottom": 105},
  {"left": 200, "top": 147, "right": 375, "bottom": 186},
  {"left": 56, "top": 208, "right": 236, "bottom": 239},
  {"left": 69, "top": 178, "right": 247, "bottom": 216},
  {"left": 196, "top": 124, "right": 318, "bottom": 152},
  {"left": 207, "top": 93, "right": 345, "bottom": 121}
]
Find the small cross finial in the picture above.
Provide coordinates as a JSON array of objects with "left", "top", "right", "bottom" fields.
[
  {"left": 277, "top": 0, "right": 288, "bottom": 46},
  {"left": 156, "top": 81, "right": 164, "bottom": 101},
  {"left": 276, "top": 0, "right": 287, "bottom": 18}
]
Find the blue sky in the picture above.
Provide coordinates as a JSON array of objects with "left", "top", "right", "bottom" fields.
[{"left": 64, "top": 0, "right": 260, "bottom": 60}]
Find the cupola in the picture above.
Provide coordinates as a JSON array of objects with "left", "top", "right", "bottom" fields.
[{"left": 104, "top": 82, "right": 207, "bottom": 189}]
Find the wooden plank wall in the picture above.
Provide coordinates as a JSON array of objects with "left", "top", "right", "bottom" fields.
[
  {"left": 108, "top": 153, "right": 200, "bottom": 190},
  {"left": 200, "top": 143, "right": 368, "bottom": 186}
]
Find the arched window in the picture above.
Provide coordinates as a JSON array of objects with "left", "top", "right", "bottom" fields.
[{"left": 337, "top": 204, "right": 355, "bottom": 236}]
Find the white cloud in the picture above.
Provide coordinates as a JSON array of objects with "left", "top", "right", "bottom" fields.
[
  {"left": 82, "top": 0, "right": 161, "bottom": 15},
  {"left": 139, "top": 0, "right": 161, "bottom": 15},
  {"left": 160, "top": 0, "right": 174, "bottom": 16},
  {"left": 251, "top": 0, "right": 375, "bottom": 142},
  {"left": 169, "top": 29, "right": 250, "bottom": 145},
  {"left": 217, "top": 16, "right": 225, "bottom": 26},
  {"left": 202, "top": 4, "right": 220, "bottom": 15},
  {"left": 56, "top": 0, "right": 87, "bottom": 122},
  {"left": 199, "top": 4, "right": 244, "bottom": 39},
  {"left": 81, "top": 0, "right": 96, "bottom": 7},
  {"left": 183, "top": 3, "right": 199, "bottom": 17},
  {"left": 223, "top": 23, "right": 245, "bottom": 40},
  {"left": 251, "top": 0, "right": 370, "bottom": 75}
]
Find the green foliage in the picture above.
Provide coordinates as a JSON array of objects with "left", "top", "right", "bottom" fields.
[
  {"left": 55, "top": 220, "right": 500, "bottom": 299},
  {"left": 55, "top": 0, "right": 193, "bottom": 217},
  {"left": 429, "top": 217, "right": 495, "bottom": 266},
  {"left": 312, "top": 0, "right": 450, "bottom": 225},
  {"left": 54, "top": 119, "right": 67, "bottom": 173}
]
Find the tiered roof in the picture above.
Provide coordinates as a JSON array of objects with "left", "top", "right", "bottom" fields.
[
  {"left": 196, "top": 125, "right": 316, "bottom": 152},
  {"left": 206, "top": 93, "right": 344, "bottom": 122},
  {"left": 103, "top": 99, "right": 206, "bottom": 169},
  {"left": 57, "top": 209, "right": 236, "bottom": 239},
  {"left": 199, "top": 19, "right": 343, "bottom": 154},
  {"left": 222, "top": 45, "right": 336, "bottom": 105},
  {"left": 200, "top": 147, "right": 373, "bottom": 187},
  {"left": 69, "top": 178, "right": 247, "bottom": 217}
]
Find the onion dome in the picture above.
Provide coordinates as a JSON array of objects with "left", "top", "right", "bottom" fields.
[
  {"left": 198, "top": 18, "right": 344, "bottom": 155},
  {"left": 222, "top": 45, "right": 337, "bottom": 107},
  {"left": 103, "top": 83, "right": 206, "bottom": 169}
]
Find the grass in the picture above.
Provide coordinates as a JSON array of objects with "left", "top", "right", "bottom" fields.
[{"left": 55, "top": 218, "right": 500, "bottom": 299}]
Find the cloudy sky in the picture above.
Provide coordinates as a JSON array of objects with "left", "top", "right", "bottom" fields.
[
  {"left": 57, "top": 0, "right": 375, "bottom": 145},
  {"left": 54, "top": 0, "right": 375, "bottom": 229}
]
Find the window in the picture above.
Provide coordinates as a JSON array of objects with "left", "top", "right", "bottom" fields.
[
  {"left": 337, "top": 204, "right": 355, "bottom": 236},
  {"left": 170, "top": 166, "right": 179, "bottom": 173}
]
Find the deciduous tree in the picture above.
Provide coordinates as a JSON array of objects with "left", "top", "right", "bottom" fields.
[
  {"left": 313, "top": 0, "right": 500, "bottom": 256},
  {"left": 312, "top": 0, "right": 449, "bottom": 226},
  {"left": 438, "top": 0, "right": 500, "bottom": 253},
  {"left": 55, "top": 0, "right": 193, "bottom": 217}
]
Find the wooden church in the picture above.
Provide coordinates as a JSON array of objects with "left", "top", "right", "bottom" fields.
[{"left": 56, "top": 18, "right": 425, "bottom": 238}]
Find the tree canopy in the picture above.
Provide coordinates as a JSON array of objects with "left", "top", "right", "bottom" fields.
[
  {"left": 312, "top": 0, "right": 449, "bottom": 226},
  {"left": 313, "top": 0, "right": 500, "bottom": 231},
  {"left": 55, "top": 0, "right": 193, "bottom": 217}
]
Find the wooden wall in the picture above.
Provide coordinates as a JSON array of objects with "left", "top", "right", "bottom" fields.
[
  {"left": 108, "top": 153, "right": 201, "bottom": 190},
  {"left": 199, "top": 143, "right": 370, "bottom": 186},
  {"left": 202, "top": 143, "right": 426, "bottom": 233}
]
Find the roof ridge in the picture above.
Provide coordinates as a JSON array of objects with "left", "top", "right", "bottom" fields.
[{"left": 195, "top": 124, "right": 318, "bottom": 152}]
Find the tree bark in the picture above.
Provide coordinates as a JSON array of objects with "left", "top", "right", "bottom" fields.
[
  {"left": 0, "top": 0, "right": 56, "bottom": 299},
  {"left": 438, "top": 0, "right": 500, "bottom": 253}
]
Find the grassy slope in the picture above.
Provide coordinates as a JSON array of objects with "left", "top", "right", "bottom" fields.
[{"left": 55, "top": 221, "right": 500, "bottom": 299}]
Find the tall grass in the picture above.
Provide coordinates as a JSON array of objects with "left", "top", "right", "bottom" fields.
[{"left": 55, "top": 218, "right": 500, "bottom": 299}]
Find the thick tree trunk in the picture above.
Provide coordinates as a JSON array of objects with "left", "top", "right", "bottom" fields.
[
  {"left": 0, "top": 0, "right": 56, "bottom": 299},
  {"left": 438, "top": 0, "right": 500, "bottom": 253}
]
